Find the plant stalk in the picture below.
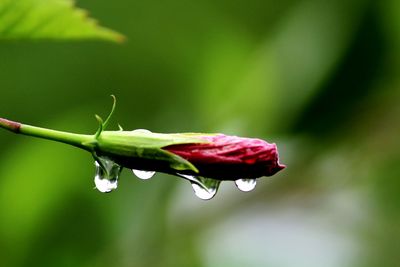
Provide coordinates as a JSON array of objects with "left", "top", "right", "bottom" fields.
[{"left": 0, "top": 117, "right": 94, "bottom": 151}]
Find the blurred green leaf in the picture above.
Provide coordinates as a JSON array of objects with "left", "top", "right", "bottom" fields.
[{"left": 0, "top": 0, "right": 124, "bottom": 42}]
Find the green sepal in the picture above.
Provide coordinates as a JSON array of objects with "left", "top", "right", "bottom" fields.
[
  {"left": 159, "top": 149, "right": 199, "bottom": 173},
  {"left": 102, "top": 95, "right": 117, "bottom": 130},
  {"left": 89, "top": 96, "right": 214, "bottom": 173},
  {"left": 94, "top": 115, "right": 104, "bottom": 139},
  {"left": 94, "top": 95, "right": 117, "bottom": 139},
  {"left": 95, "top": 130, "right": 211, "bottom": 173},
  {"left": 98, "top": 130, "right": 210, "bottom": 148}
]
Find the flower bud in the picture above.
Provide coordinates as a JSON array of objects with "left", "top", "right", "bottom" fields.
[{"left": 163, "top": 134, "right": 285, "bottom": 180}]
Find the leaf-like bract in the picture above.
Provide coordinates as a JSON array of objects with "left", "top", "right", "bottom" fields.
[{"left": 0, "top": 0, "right": 124, "bottom": 42}]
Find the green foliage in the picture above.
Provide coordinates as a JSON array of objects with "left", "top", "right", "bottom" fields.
[{"left": 0, "top": 0, "right": 123, "bottom": 42}]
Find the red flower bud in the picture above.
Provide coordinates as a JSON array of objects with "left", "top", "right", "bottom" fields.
[{"left": 164, "top": 134, "right": 285, "bottom": 180}]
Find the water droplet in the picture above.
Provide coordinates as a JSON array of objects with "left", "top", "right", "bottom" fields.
[
  {"left": 94, "top": 171, "right": 118, "bottom": 193},
  {"left": 178, "top": 173, "right": 220, "bottom": 200},
  {"left": 177, "top": 173, "right": 199, "bottom": 183},
  {"left": 132, "top": 129, "right": 151, "bottom": 133},
  {"left": 235, "top": 179, "right": 257, "bottom": 192},
  {"left": 190, "top": 182, "right": 218, "bottom": 200},
  {"left": 132, "top": 169, "right": 155, "bottom": 180},
  {"left": 93, "top": 157, "right": 122, "bottom": 193}
]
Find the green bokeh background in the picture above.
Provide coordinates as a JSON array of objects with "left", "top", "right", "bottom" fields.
[{"left": 1, "top": 0, "right": 400, "bottom": 266}]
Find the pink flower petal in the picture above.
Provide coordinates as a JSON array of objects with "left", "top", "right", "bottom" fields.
[{"left": 164, "top": 134, "right": 285, "bottom": 180}]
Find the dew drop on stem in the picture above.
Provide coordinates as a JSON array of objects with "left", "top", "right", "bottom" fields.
[
  {"left": 178, "top": 173, "right": 221, "bottom": 200},
  {"left": 132, "top": 169, "right": 155, "bottom": 180},
  {"left": 190, "top": 182, "right": 218, "bottom": 200},
  {"left": 94, "top": 170, "right": 118, "bottom": 193},
  {"left": 131, "top": 129, "right": 151, "bottom": 133},
  {"left": 235, "top": 178, "right": 257, "bottom": 192},
  {"left": 93, "top": 157, "right": 122, "bottom": 193}
]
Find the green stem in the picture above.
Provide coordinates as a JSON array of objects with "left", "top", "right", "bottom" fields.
[{"left": 0, "top": 117, "right": 95, "bottom": 151}]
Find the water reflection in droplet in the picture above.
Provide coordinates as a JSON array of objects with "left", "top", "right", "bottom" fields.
[
  {"left": 94, "top": 172, "right": 118, "bottom": 193},
  {"left": 190, "top": 182, "right": 218, "bottom": 200},
  {"left": 93, "top": 157, "right": 122, "bottom": 193},
  {"left": 177, "top": 173, "right": 220, "bottom": 200}
]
